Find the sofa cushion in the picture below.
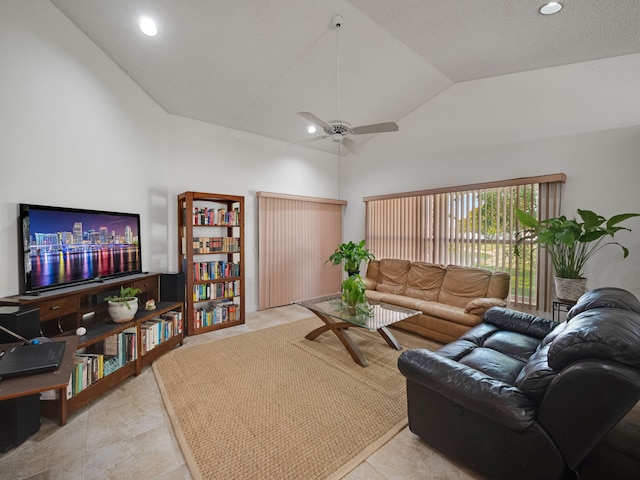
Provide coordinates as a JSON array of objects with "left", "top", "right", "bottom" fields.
[
  {"left": 484, "top": 307, "right": 558, "bottom": 340},
  {"left": 515, "top": 344, "right": 556, "bottom": 402},
  {"left": 405, "top": 262, "right": 446, "bottom": 301},
  {"left": 362, "top": 277, "right": 378, "bottom": 290},
  {"left": 487, "top": 272, "right": 511, "bottom": 299},
  {"left": 458, "top": 347, "right": 525, "bottom": 385},
  {"left": 483, "top": 331, "right": 540, "bottom": 363},
  {"left": 567, "top": 287, "right": 640, "bottom": 320},
  {"left": 438, "top": 265, "right": 493, "bottom": 308},
  {"left": 413, "top": 300, "right": 483, "bottom": 327},
  {"left": 465, "top": 298, "right": 507, "bottom": 315},
  {"left": 365, "top": 260, "right": 380, "bottom": 282},
  {"left": 548, "top": 308, "right": 640, "bottom": 370},
  {"left": 376, "top": 259, "right": 411, "bottom": 295}
]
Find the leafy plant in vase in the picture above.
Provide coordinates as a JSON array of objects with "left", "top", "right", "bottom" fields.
[
  {"left": 105, "top": 286, "right": 141, "bottom": 323},
  {"left": 341, "top": 274, "right": 372, "bottom": 317},
  {"left": 515, "top": 208, "right": 639, "bottom": 301},
  {"left": 327, "top": 239, "right": 375, "bottom": 276}
]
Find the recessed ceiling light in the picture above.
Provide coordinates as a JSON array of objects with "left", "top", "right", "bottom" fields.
[
  {"left": 139, "top": 17, "right": 158, "bottom": 36},
  {"left": 540, "top": 2, "right": 562, "bottom": 15},
  {"left": 307, "top": 126, "right": 317, "bottom": 134}
]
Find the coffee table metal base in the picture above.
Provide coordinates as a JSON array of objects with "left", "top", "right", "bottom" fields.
[{"left": 304, "top": 311, "right": 401, "bottom": 367}]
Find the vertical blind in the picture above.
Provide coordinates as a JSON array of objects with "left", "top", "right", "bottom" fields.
[
  {"left": 257, "top": 192, "right": 346, "bottom": 309},
  {"left": 364, "top": 174, "right": 566, "bottom": 311}
]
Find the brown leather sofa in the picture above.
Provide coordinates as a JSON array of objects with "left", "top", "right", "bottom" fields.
[{"left": 363, "top": 259, "right": 510, "bottom": 343}]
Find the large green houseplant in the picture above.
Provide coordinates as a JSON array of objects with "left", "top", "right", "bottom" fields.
[
  {"left": 515, "top": 208, "right": 639, "bottom": 300},
  {"left": 327, "top": 240, "right": 375, "bottom": 276}
]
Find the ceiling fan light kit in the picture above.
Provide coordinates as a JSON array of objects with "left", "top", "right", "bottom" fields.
[
  {"left": 295, "top": 112, "right": 398, "bottom": 154},
  {"left": 540, "top": 2, "right": 562, "bottom": 15}
]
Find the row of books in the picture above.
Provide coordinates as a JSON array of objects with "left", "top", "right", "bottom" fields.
[
  {"left": 105, "top": 328, "right": 138, "bottom": 364},
  {"left": 193, "top": 281, "right": 240, "bottom": 301},
  {"left": 68, "top": 329, "right": 137, "bottom": 396},
  {"left": 192, "top": 207, "right": 240, "bottom": 226},
  {"left": 194, "top": 300, "right": 238, "bottom": 328},
  {"left": 42, "top": 312, "right": 183, "bottom": 401},
  {"left": 140, "top": 310, "right": 183, "bottom": 355},
  {"left": 71, "top": 353, "right": 105, "bottom": 396},
  {"left": 183, "top": 236, "right": 240, "bottom": 254},
  {"left": 193, "top": 260, "right": 240, "bottom": 281}
]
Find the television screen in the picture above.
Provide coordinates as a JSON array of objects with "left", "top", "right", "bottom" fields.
[{"left": 19, "top": 204, "right": 142, "bottom": 293}]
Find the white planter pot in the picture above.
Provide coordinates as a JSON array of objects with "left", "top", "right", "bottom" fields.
[
  {"left": 108, "top": 298, "right": 139, "bottom": 323},
  {"left": 554, "top": 277, "right": 587, "bottom": 302}
]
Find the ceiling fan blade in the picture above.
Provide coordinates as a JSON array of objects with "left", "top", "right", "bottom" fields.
[
  {"left": 287, "top": 134, "right": 329, "bottom": 146},
  {"left": 341, "top": 137, "right": 362, "bottom": 154},
  {"left": 297, "top": 112, "right": 333, "bottom": 131},
  {"left": 351, "top": 121, "right": 399, "bottom": 135}
]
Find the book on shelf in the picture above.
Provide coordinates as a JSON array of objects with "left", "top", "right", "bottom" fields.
[
  {"left": 140, "top": 310, "right": 183, "bottom": 355},
  {"left": 71, "top": 353, "right": 105, "bottom": 396},
  {"left": 194, "top": 300, "right": 238, "bottom": 329},
  {"left": 101, "top": 329, "right": 137, "bottom": 377},
  {"left": 193, "top": 280, "right": 240, "bottom": 301},
  {"left": 123, "top": 327, "right": 137, "bottom": 363},
  {"left": 188, "top": 236, "right": 239, "bottom": 254},
  {"left": 193, "top": 260, "right": 240, "bottom": 281},
  {"left": 191, "top": 206, "right": 240, "bottom": 226}
]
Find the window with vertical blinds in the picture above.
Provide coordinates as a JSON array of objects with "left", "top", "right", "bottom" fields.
[
  {"left": 257, "top": 192, "right": 346, "bottom": 309},
  {"left": 364, "top": 174, "right": 566, "bottom": 311}
]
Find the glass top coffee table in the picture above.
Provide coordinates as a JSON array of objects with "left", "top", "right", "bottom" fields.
[{"left": 294, "top": 293, "right": 420, "bottom": 367}]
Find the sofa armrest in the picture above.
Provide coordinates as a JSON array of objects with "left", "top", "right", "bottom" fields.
[
  {"left": 483, "top": 307, "right": 557, "bottom": 339},
  {"left": 464, "top": 297, "right": 507, "bottom": 315},
  {"left": 398, "top": 349, "right": 536, "bottom": 431}
]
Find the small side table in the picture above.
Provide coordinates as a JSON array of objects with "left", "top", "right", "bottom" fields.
[{"left": 552, "top": 299, "right": 576, "bottom": 322}]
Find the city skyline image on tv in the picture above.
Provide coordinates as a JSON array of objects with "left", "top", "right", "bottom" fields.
[{"left": 20, "top": 204, "right": 142, "bottom": 292}]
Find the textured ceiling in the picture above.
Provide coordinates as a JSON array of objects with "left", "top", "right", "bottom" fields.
[{"left": 49, "top": 0, "right": 640, "bottom": 154}]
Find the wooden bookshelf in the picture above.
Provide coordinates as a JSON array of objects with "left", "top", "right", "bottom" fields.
[
  {"left": 178, "top": 192, "right": 245, "bottom": 335},
  {"left": 0, "top": 274, "right": 183, "bottom": 425}
]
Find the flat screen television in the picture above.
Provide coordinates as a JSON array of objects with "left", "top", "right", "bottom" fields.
[{"left": 19, "top": 203, "right": 142, "bottom": 294}]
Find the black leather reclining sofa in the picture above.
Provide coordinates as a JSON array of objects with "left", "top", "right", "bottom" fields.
[{"left": 398, "top": 287, "right": 640, "bottom": 480}]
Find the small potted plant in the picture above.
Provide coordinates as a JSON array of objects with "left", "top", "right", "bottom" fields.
[
  {"left": 105, "top": 286, "right": 141, "bottom": 323},
  {"left": 515, "top": 208, "right": 639, "bottom": 301},
  {"left": 341, "top": 274, "right": 371, "bottom": 316},
  {"left": 327, "top": 240, "right": 375, "bottom": 276}
]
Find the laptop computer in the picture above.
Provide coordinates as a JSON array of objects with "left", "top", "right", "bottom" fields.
[{"left": 0, "top": 342, "right": 66, "bottom": 379}]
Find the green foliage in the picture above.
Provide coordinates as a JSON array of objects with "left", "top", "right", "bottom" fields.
[
  {"left": 104, "top": 286, "right": 141, "bottom": 309},
  {"left": 327, "top": 240, "right": 374, "bottom": 274},
  {"left": 341, "top": 274, "right": 367, "bottom": 305},
  {"left": 515, "top": 209, "right": 639, "bottom": 279},
  {"left": 464, "top": 186, "right": 537, "bottom": 238},
  {"left": 340, "top": 274, "right": 372, "bottom": 316}
]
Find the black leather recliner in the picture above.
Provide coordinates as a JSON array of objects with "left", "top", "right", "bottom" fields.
[{"left": 397, "top": 287, "right": 640, "bottom": 480}]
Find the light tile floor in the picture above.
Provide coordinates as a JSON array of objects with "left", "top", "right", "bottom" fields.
[{"left": 0, "top": 304, "right": 478, "bottom": 480}]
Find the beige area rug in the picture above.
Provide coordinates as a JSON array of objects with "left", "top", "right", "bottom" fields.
[{"left": 153, "top": 317, "right": 440, "bottom": 480}]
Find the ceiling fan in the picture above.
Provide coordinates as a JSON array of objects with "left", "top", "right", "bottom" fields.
[
  {"left": 293, "top": 111, "right": 399, "bottom": 154},
  {"left": 290, "top": 16, "right": 399, "bottom": 155}
]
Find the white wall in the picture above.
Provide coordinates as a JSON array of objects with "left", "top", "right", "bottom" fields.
[
  {"left": 0, "top": 1, "right": 340, "bottom": 309},
  {"left": 0, "top": 0, "right": 169, "bottom": 297},
  {"left": 166, "top": 115, "right": 339, "bottom": 311},
  {"left": 342, "top": 54, "right": 640, "bottom": 297},
  {"left": 3, "top": 0, "right": 640, "bottom": 305}
]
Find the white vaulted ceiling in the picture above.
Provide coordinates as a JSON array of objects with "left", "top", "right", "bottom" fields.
[{"left": 49, "top": 0, "right": 640, "bottom": 154}]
